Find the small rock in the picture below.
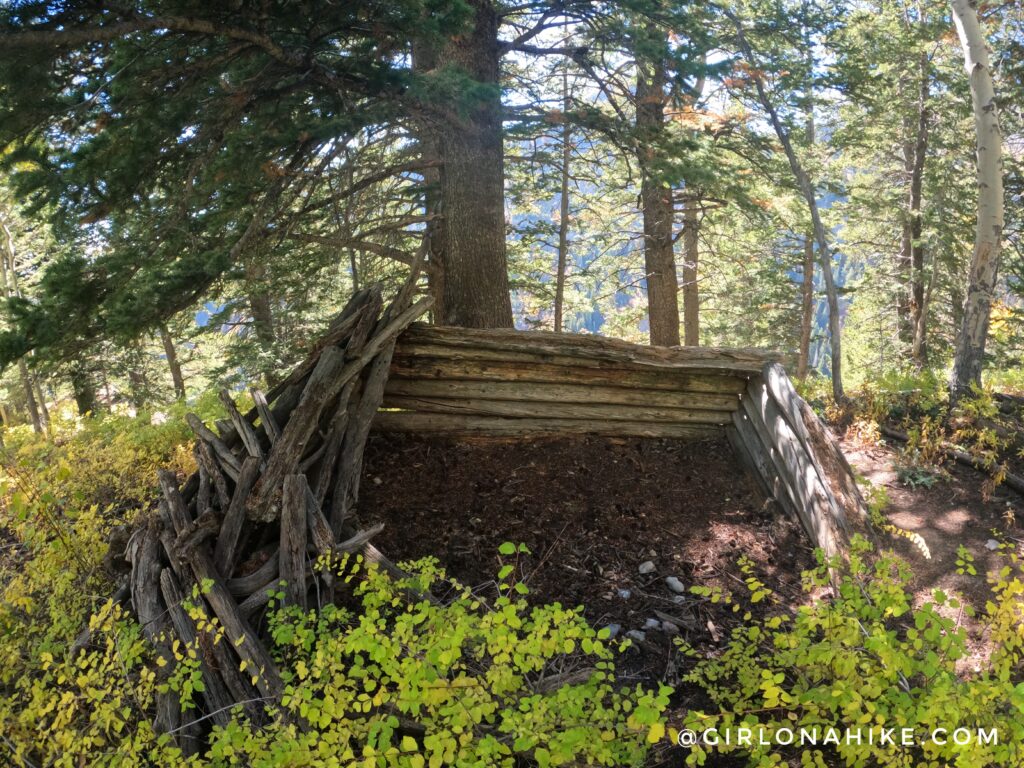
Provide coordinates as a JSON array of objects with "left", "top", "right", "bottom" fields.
[
  {"left": 372, "top": 476, "right": 383, "bottom": 486},
  {"left": 617, "top": 588, "right": 632, "bottom": 600},
  {"left": 661, "top": 621, "right": 680, "bottom": 635},
  {"left": 638, "top": 560, "right": 656, "bottom": 575},
  {"left": 672, "top": 595, "right": 687, "bottom": 605},
  {"left": 644, "top": 618, "right": 660, "bottom": 630},
  {"left": 986, "top": 539, "right": 1000, "bottom": 551},
  {"left": 626, "top": 629, "right": 646, "bottom": 643},
  {"left": 604, "top": 623, "right": 621, "bottom": 639},
  {"left": 665, "top": 576, "right": 686, "bottom": 594}
]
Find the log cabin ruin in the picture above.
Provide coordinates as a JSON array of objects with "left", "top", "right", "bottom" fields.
[{"left": 124, "top": 280, "right": 871, "bottom": 750}]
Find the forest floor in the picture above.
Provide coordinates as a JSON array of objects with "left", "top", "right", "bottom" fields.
[
  {"left": 358, "top": 433, "right": 816, "bottom": 767},
  {"left": 841, "top": 431, "right": 1021, "bottom": 674},
  {"left": 356, "top": 428, "right": 1023, "bottom": 766}
]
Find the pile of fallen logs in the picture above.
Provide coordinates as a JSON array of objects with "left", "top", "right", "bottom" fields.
[{"left": 126, "top": 279, "right": 431, "bottom": 752}]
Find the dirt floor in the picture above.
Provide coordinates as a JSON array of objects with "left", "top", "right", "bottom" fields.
[{"left": 357, "top": 432, "right": 815, "bottom": 766}]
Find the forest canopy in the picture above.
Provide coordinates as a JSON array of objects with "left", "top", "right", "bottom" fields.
[{"left": 0, "top": 0, "right": 1020, "bottom": 412}]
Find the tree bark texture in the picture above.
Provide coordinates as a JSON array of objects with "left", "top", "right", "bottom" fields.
[
  {"left": 636, "top": 53, "right": 681, "bottom": 347},
  {"left": 682, "top": 199, "right": 699, "bottom": 346},
  {"left": 160, "top": 324, "right": 187, "bottom": 400},
  {"left": 797, "top": 235, "right": 815, "bottom": 380},
  {"left": 554, "top": 67, "right": 571, "bottom": 333},
  {"left": 949, "top": 0, "right": 1003, "bottom": 402},
  {"left": 433, "top": 0, "right": 513, "bottom": 328}
]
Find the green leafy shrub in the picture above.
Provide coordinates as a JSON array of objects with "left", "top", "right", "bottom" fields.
[
  {"left": 0, "top": 415, "right": 671, "bottom": 768},
  {"left": 203, "top": 551, "right": 670, "bottom": 766},
  {"left": 675, "top": 537, "right": 1024, "bottom": 767}
]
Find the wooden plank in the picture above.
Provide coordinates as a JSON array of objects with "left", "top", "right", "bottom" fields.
[
  {"left": 390, "top": 355, "right": 749, "bottom": 394},
  {"left": 251, "top": 389, "right": 281, "bottom": 445},
  {"left": 725, "top": 423, "right": 773, "bottom": 500},
  {"left": 187, "top": 413, "right": 242, "bottom": 480},
  {"left": 730, "top": 409, "right": 799, "bottom": 522},
  {"left": 249, "top": 296, "right": 432, "bottom": 523},
  {"left": 280, "top": 475, "right": 308, "bottom": 610},
  {"left": 398, "top": 323, "right": 778, "bottom": 372},
  {"left": 372, "top": 412, "right": 723, "bottom": 439},
  {"left": 383, "top": 378, "right": 740, "bottom": 411},
  {"left": 761, "top": 363, "right": 870, "bottom": 534},
  {"left": 741, "top": 381, "right": 839, "bottom": 555},
  {"left": 381, "top": 396, "right": 732, "bottom": 425},
  {"left": 760, "top": 363, "right": 864, "bottom": 537},
  {"left": 227, "top": 549, "right": 279, "bottom": 597}
]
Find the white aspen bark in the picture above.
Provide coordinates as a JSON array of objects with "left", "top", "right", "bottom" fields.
[
  {"left": 949, "top": 0, "right": 1004, "bottom": 402},
  {"left": 554, "top": 65, "right": 571, "bottom": 333}
]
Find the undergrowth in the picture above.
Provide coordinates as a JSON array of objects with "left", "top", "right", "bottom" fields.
[{"left": 1, "top": 405, "right": 1022, "bottom": 767}]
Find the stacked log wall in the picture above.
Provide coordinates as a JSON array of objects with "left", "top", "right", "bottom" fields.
[{"left": 375, "top": 325, "right": 870, "bottom": 557}]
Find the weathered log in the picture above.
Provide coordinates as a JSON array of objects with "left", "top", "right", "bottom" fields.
[
  {"left": 127, "top": 521, "right": 181, "bottom": 741},
  {"left": 760, "top": 363, "right": 867, "bottom": 535},
  {"left": 384, "top": 378, "right": 740, "bottom": 411},
  {"left": 249, "top": 296, "right": 432, "bottom": 522},
  {"left": 381, "top": 395, "right": 732, "bottom": 426},
  {"left": 227, "top": 549, "right": 279, "bottom": 597},
  {"left": 248, "top": 346, "right": 350, "bottom": 522},
  {"left": 220, "top": 389, "right": 264, "bottom": 460},
  {"left": 158, "top": 471, "right": 284, "bottom": 700},
  {"left": 305, "top": 486, "right": 334, "bottom": 557},
  {"left": 251, "top": 389, "right": 281, "bottom": 445},
  {"left": 214, "top": 457, "right": 261, "bottom": 578},
  {"left": 195, "top": 440, "right": 232, "bottom": 509},
  {"left": 158, "top": 557, "right": 264, "bottom": 724},
  {"left": 389, "top": 355, "right": 748, "bottom": 395},
  {"left": 739, "top": 390, "right": 815, "bottom": 539},
  {"left": 310, "top": 381, "right": 356, "bottom": 505},
  {"left": 262, "top": 287, "right": 378, "bottom": 404},
  {"left": 731, "top": 409, "right": 801, "bottom": 527},
  {"left": 331, "top": 342, "right": 397, "bottom": 535},
  {"left": 398, "top": 323, "right": 777, "bottom": 372},
  {"left": 739, "top": 385, "right": 840, "bottom": 554},
  {"left": 159, "top": 568, "right": 235, "bottom": 728},
  {"left": 396, "top": 342, "right": 768, "bottom": 376},
  {"left": 725, "top": 423, "right": 774, "bottom": 501},
  {"left": 281, "top": 475, "right": 309, "bottom": 610},
  {"left": 372, "top": 412, "right": 723, "bottom": 439},
  {"left": 187, "top": 413, "right": 242, "bottom": 480}
]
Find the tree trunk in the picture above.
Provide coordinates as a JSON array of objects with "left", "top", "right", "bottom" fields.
[
  {"left": 730, "top": 12, "right": 844, "bottom": 401},
  {"left": 681, "top": 198, "right": 699, "bottom": 346},
  {"left": 410, "top": 37, "right": 446, "bottom": 321},
  {"left": 554, "top": 67, "right": 571, "bottom": 333},
  {"left": 433, "top": 0, "right": 513, "bottom": 328},
  {"left": 33, "top": 377, "right": 49, "bottom": 432},
  {"left": 0, "top": 216, "right": 43, "bottom": 433},
  {"left": 71, "top": 364, "right": 98, "bottom": 416},
  {"left": 636, "top": 53, "right": 680, "bottom": 347},
  {"left": 18, "top": 360, "right": 42, "bottom": 433},
  {"left": 949, "top": 0, "right": 1004, "bottom": 403},
  {"left": 908, "top": 49, "right": 930, "bottom": 368},
  {"left": 159, "top": 324, "right": 187, "bottom": 400},
  {"left": 248, "top": 291, "right": 275, "bottom": 346},
  {"left": 797, "top": 235, "right": 815, "bottom": 380}
]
